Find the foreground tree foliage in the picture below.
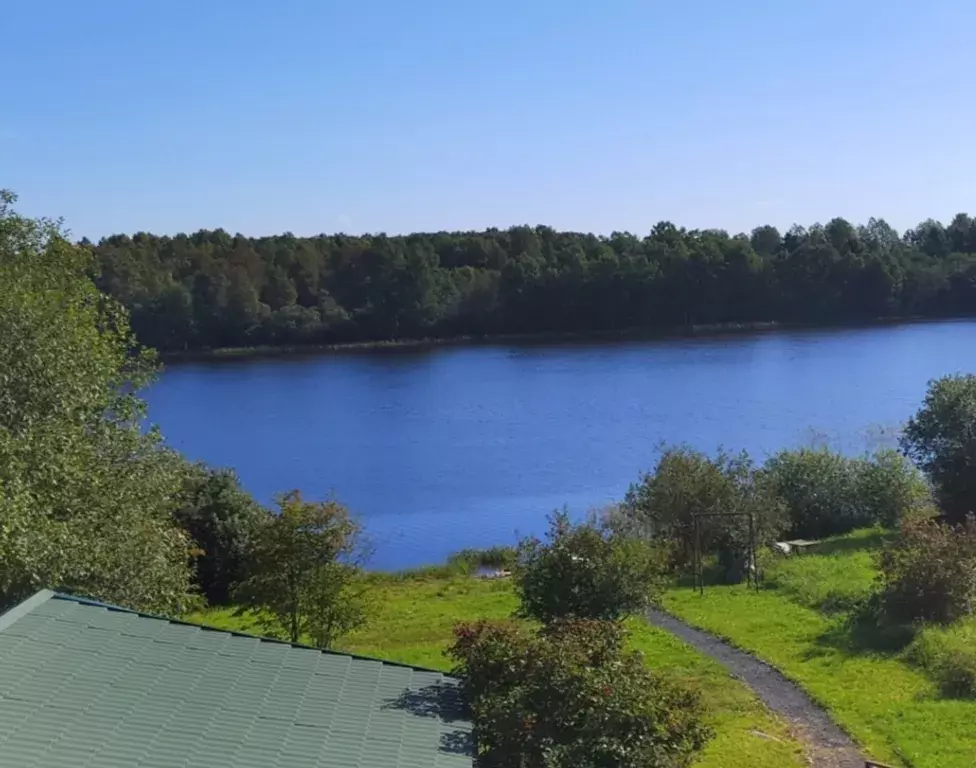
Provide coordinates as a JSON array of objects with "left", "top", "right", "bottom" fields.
[
  {"left": 448, "top": 619, "right": 711, "bottom": 768},
  {"left": 514, "top": 511, "right": 668, "bottom": 623},
  {"left": 0, "top": 191, "right": 195, "bottom": 614},
  {"left": 902, "top": 375, "right": 976, "bottom": 525},
  {"left": 91, "top": 214, "right": 976, "bottom": 353},
  {"left": 234, "top": 491, "right": 370, "bottom": 648},
  {"left": 175, "top": 464, "right": 269, "bottom": 605}
]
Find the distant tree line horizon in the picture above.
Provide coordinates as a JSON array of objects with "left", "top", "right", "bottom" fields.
[{"left": 89, "top": 213, "right": 976, "bottom": 352}]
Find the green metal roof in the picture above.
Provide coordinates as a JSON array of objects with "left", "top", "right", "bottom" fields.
[{"left": 0, "top": 591, "right": 473, "bottom": 768}]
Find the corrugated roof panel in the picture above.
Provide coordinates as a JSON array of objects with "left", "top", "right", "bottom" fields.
[{"left": 0, "top": 592, "right": 473, "bottom": 768}]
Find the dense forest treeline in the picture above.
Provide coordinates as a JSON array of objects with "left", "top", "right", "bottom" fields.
[{"left": 89, "top": 214, "right": 976, "bottom": 352}]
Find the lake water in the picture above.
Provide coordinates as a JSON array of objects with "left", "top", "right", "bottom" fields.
[{"left": 145, "top": 321, "right": 976, "bottom": 569}]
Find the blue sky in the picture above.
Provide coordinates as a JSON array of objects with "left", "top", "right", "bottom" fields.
[{"left": 3, "top": 1, "right": 975, "bottom": 239}]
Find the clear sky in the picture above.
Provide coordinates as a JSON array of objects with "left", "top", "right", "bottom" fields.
[{"left": 3, "top": 1, "right": 975, "bottom": 240}]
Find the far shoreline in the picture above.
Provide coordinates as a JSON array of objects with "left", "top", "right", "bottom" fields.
[{"left": 157, "top": 315, "right": 962, "bottom": 364}]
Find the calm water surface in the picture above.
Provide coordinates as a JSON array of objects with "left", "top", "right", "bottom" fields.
[{"left": 146, "top": 321, "right": 976, "bottom": 569}]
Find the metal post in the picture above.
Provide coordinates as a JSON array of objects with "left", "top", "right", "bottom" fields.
[
  {"left": 747, "top": 510, "right": 757, "bottom": 591},
  {"left": 687, "top": 510, "right": 765, "bottom": 594},
  {"left": 694, "top": 515, "right": 703, "bottom": 596}
]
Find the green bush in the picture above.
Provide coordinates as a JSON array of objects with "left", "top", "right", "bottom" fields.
[
  {"left": 377, "top": 546, "right": 518, "bottom": 582},
  {"left": 447, "top": 546, "right": 518, "bottom": 574},
  {"left": 514, "top": 511, "right": 668, "bottom": 623},
  {"left": 175, "top": 464, "right": 269, "bottom": 605},
  {"left": 448, "top": 618, "right": 712, "bottom": 768},
  {"left": 851, "top": 449, "right": 933, "bottom": 529},
  {"left": 762, "top": 448, "right": 931, "bottom": 540},
  {"left": 762, "top": 448, "right": 860, "bottom": 539},
  {"left": 878, "top": 516, "right": 976, "bottom": 625},
  {"left": 906, "top": 617, "right": 976, "bottom": 698},
  {"left": 380, "top": 563, "right": 462, "bottom": 582},
  {"left": 621, "top": 447, "right": 785, "bottom": 578},
  {"left": 938, "top": 650, "right": 976, "bottom": 698}
]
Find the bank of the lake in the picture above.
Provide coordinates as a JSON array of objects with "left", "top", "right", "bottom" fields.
[
  {"left": 159, "top": 321, "right": 787, "bottom": 362},
  {"left": 158, "top": 316, "right": 951, "bottom": 363},
  {"left": 146, "top": 319, "right": 976, "bottom": 570}
]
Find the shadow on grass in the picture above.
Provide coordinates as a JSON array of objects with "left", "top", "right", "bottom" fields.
[
  {"left": 383, "top": 682, "right": 474, "bottom": 757},
  {"left": 808, "top": 607, "right": 915, "bottom": 660},
  {"left": 760, "top": 577, "right": 871, "bottom": 616},
  {"left": 673, "top": 560, "right": 753, "bottom": 589}
]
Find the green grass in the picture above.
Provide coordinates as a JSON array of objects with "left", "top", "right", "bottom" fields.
[
  {"left": 762, "top": 528, "right": 888, "bottom": 612},
  {"left": 625, "top": 619, "right": 804, "bottom": 767},
  {"left": 663, "top": 529, "right": 976, "bottom": 767},
  {"left": 186, "top": 530, "right": 976, "bottom": 765},
  {"left": 189, "top": 576, "right": 805, "bottom": 768},
  {"left": 906, "top": 617, "right": 976, "bottom": 699}
]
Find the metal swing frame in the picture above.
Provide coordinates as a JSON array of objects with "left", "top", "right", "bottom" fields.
[{"left": 690, "top": 510, "right": 761, "bottom": 595}]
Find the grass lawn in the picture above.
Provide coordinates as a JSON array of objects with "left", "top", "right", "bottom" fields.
[
  {"left": 190, "top": 575, "right": 806, "bottom": 768},
  {"left": 662, "top": 529, "right": 976, "bottom": 768}
]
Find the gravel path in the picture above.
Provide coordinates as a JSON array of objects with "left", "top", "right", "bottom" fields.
[{"left": 646, "top": 608, "right": 866, "bottom": 768}]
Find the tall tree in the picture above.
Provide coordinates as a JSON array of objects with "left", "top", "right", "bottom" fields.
[
  {"left": 0, "top": 191, "right": 194, "bottom": 614},
  {"left": 235, "top": 491, "right": 371, "bottom": 648},
  {"left": 902, "top": 374, "right": 976, "bottom": 524},
  {"left": 947, "top": 213, "right": 974, "bottom": 254},
  {"left": 749, "top": 225, "right": 782, "bottom": 257},
  {"left": 85, "top": 210, "right": 976, "bottom": 353},
  {"left": 176, "top": 465, "right": 268, "bottom": 605}
]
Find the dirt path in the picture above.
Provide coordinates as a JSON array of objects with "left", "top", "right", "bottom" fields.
[{"left": 646, "top": 608, "right": 866, "bottom": 768}]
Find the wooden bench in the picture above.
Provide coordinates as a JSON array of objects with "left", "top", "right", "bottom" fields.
[{"left": 783, "top": 539, "right": 820, "bottom": 554}]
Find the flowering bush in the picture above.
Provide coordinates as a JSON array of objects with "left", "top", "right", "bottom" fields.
[{"left": 448, "top": 618, "right": 712, "bottom": 768}]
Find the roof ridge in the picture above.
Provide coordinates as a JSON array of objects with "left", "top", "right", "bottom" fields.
[
  {"left": 45, "top": 592, "right": 455, "bottom": 677},
  {"left": 0, "top": 589, "right": 56, "bottom": 633}
]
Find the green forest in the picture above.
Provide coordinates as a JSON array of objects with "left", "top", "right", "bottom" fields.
[{"left": 91, "top": 214, "right": 976, "bottom": 352}]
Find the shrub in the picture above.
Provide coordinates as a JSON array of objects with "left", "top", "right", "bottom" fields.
[
  {"left": 514, "top": 511, "right": 668, "bottom": 623},
  {"left": 175, "top": 464, "right": 269, "bottom": 605},
  {"left": 851, "top": 449, "right": 933, "bottom": 529},
  {"left": 762, "top": 448, "right": 860, "bottom": 539},
  {"left": 905, "top": 617, "right": 976, "bottom": 698},
  {"left": 902, "top": 374, "right": 976, "bottom": 525},
  {"left": 878, "top": 515, "right": 976, "bottom": 625},
  {"left": 450, "top": 619, "right": 528, "bottom": 706},
  {"left": 761, "top": 448, "right": 929, "bottom": 540},
  {"left": 381, "top": 546, "right": 518, "bottom": 582},
  {"left": 621, "top": 447, "right": 785, "bottom": 578},
  {"left": 937, "top": 649, "right": 976, "bottom": 698},
  {"left": 448, "top": 618, "right": 712, "bottom": 768},
  {"left": 447, "top": 546, "right": 518, "bottom": 574}
]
